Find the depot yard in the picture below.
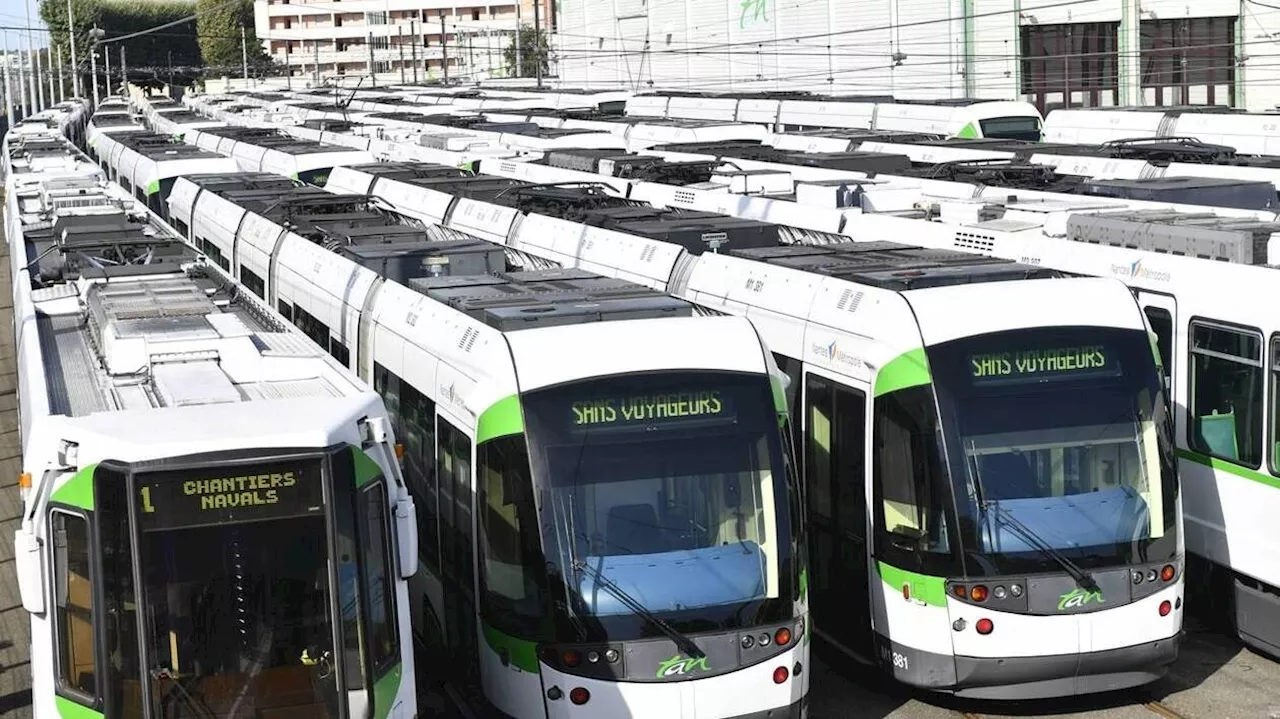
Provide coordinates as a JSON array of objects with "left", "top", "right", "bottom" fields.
[{"left": 805, "top": 616, "right": 1280, "bottom": 719}]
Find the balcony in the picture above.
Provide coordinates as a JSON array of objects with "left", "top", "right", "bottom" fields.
[{"left": 277, "top": 47, "right": 447, "bottom": 65}]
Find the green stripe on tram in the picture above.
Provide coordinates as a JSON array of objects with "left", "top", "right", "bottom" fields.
[
  {"left": 483, "top": 623, "right": 540, "bottom": 673},
  {"left": 955, "top": 122, "right": 980, "bottom": 139},
  {"left": 144, "top": 179, "right": 161, "bottom": 195},
  {"left": 56, "top": 696, "right": 103, "bottom": 719},
  {"left": 372, "top": 663, "right": 404, "bottom": 719},
  {"left": 477, "top": 395, "right": 525, "bottom": 444},
  {"left": 1177, "top": 448, "right": 1280, "bottom": 491},
  {"left": 873, "top": 348, "right": 932, "bottom": 397},
  {"left": 50, "top": 464, "right": 99, "bottom": 511},
  {"left": 878, "top": 562, "right": 948, "bottom": 607}
]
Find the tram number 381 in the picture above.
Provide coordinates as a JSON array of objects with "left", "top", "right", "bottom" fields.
[{"left": 879, "top": 645, "right": 910, "bottom": 671}]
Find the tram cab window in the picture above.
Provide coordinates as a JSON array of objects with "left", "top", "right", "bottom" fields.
[
  {"left": 373, "top": 363, "right": 439, "bottom": 572},
  {"left": 52, "top": 511, "right": 97, "bottom": 697},
  {"left": 357, "top": 483, "right": 400, "bottom": 672},
  {"left": 1189, "top": 320, "right": 1263, "bottom": 468},
  {"left": 873, "top": 385, "right": 951, "bottom": 566},
  {"left": 1144, "top": 307, "right": 1174, "bottom": 374},
  {"left": 478, "top": 435, "right": 546, "bottom": 637}
]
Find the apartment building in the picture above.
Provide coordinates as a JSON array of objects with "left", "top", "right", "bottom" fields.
[
  {"left": 558, "top": 0, "right": 1277, "bottom": 112},
  {"left": 255, "top": 0, "right": 553, "bottom": 82}
]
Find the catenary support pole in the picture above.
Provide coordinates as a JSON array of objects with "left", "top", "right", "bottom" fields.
[
  {"left": 90, "top": 37, "right": 99, "bottom": 106},
  {"left": 241, "top": 24, "right": 249, "bottom": 86},
  {"left": 440, "top": 11, "right": 448, "bottom": 83},
  {"left": 533, "top": 0, "right": 541, "bottom": 87},
  {"left": 3, "top": 32, "right": 16, "bottom": 128},
  {"left": 66, "top": 0, "right": 79, "bottom": 97}
]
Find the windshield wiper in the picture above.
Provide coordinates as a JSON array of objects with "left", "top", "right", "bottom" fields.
[
  {"left": 984, "top": 501, "right": 1099, "bottom": 592},
  {"left": 572, "top": 557, "right": 705, "bottom": 659}
]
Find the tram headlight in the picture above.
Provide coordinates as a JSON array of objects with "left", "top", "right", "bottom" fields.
[
  {"left": 1147, "top": 569, "right": 1159, "bottom": 583},
  {"left": 741, "top": 635, "right": 755, "bottom": 649},
  {"left": 1133, "top": 570, "right": 1145, "bottom": 584},
  {"left": 1009, "top": 583, "right": 1023, "bottom": 598},
  {"left": 604, "top": 648, "right": 620, "bottom": 663},
  {"left": 587, "top": 651, "right": 600, "bottom": 664},
  {"left": 993, "top": 586, "right": 1007, "bottom": 600}
]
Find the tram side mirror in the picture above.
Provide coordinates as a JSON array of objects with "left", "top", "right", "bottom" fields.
[
  {"left": 394, "top": 496, "right": 418, "bottom": 580},
  {"left": 14, "top": 529, "right": 45, "bottom": 614}
]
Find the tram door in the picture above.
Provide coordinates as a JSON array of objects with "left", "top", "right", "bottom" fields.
[{"left": 804, "top": 372, "right": 873, "bottom": 655}]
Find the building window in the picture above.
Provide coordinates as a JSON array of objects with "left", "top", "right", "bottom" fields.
[
  {"left": 1141, "top": 17, "right": 1236, "bottom": 105},
  {"left": 472, "top": 9, "right": 481, "bottom": 20},
  {"left": 1020, "top": 22, "right": 1119, "bottom": 111}
]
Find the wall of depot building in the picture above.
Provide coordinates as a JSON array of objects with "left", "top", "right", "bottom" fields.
[{"left": 553, "top": 0, "right": 1277, "bottom": 113}]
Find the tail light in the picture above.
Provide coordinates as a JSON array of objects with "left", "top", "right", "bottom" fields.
[
  {"left": 1159, "top": 600, "right": 1172, "bottom": 617},
  {"left": 773, "top": 666, "right": 789, "bottom": 684},
  {"left": 569, "top": 687, "right": 590, "bottom": 705},
  {"left": 975, "top": 618, "right": 994, "bottom": 635}
]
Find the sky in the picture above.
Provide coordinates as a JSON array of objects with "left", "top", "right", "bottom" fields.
[{"left": 1, "top": 0, "right": 51, "bottom": 49}]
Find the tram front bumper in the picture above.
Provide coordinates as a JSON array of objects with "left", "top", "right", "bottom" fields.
[
  {"left": 951, "top": 635, "right": 1180, "bottom": 700},
  {"left": 726, "top": 696, "right": 807, "bottom": 719}
]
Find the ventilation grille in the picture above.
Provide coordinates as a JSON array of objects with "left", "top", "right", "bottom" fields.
[
  {"left": 836, "top": 288, "right": 865, "bottom": 313},
  {"left": 673, "top": 190, "right": 696, "bottom": 206},
  {"left": 953, "top": 231, "right": 996, "bottom": 255},
  {"left": 459, "top": 327, "right": 480, "bottom": 352},
  {"left": 640, "top": 245, "right": 657, "bottom": 262},
  {"left": 781, "top": 226, "right": 846, "bottom": 247}
]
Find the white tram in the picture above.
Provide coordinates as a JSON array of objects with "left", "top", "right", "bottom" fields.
[
  {"left": 5, "top": 114, "right": 418, "bottom": 719},
  {"left": 168, "top": 171, "right": 811, "bottom": 719}
]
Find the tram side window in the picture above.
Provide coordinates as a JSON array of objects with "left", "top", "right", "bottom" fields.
[
  {"left": 872, "top": 386, "right": 951, "bottom": 568},
  {"left": 358, "top": 483, "right": 401, "bottom": 672},
  {"left": 478, "top": 435, "right": 546, "bottom": 637},
  {"left": 52, "top": 511, "right": 97, "bottom": 697},
  {"left": 240, "top": 267, "right": 266, "bottom": 299},
  {"left": 1189, "top": 321, "right": 1263, "bottom": 468}
]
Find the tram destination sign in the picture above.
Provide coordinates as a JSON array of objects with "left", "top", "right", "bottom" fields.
[
  {"left": 569, "top": 390, "right": 737, "bottom": 433},
  {"left": 136, "top": 460, "right": 324, "bottom": 531},
  {"left": 968, "top": 345, "right": 1122, "bottom": 386}
]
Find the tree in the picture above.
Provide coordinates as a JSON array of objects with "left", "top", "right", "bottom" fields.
[
  {"left": 41, "top": 0, "right": 201, "bottom": 90},
  {"left": 503, "top": 25, "right": 551, "bottom": 78},
  {"left": 196, "top": 0, "right": 267, "bottom": 74}
]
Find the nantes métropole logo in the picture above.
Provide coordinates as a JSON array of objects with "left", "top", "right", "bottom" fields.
[
  {"left": 1058, "top": 587, "right": 1105, "bottom": 611},
  {"left": 656, "top": 654, "right": 711, "bottom": 679}
]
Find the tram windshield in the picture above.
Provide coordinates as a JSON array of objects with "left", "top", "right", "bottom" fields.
[
  {"left": 522, "top": 370, "right": 797, "bottom": 641},
  {"left": 929, "top": 326, "right": 1178, "bottom": 575},
  {"left": 134, "top": 457, "right": 342, "bottom": 718}
]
